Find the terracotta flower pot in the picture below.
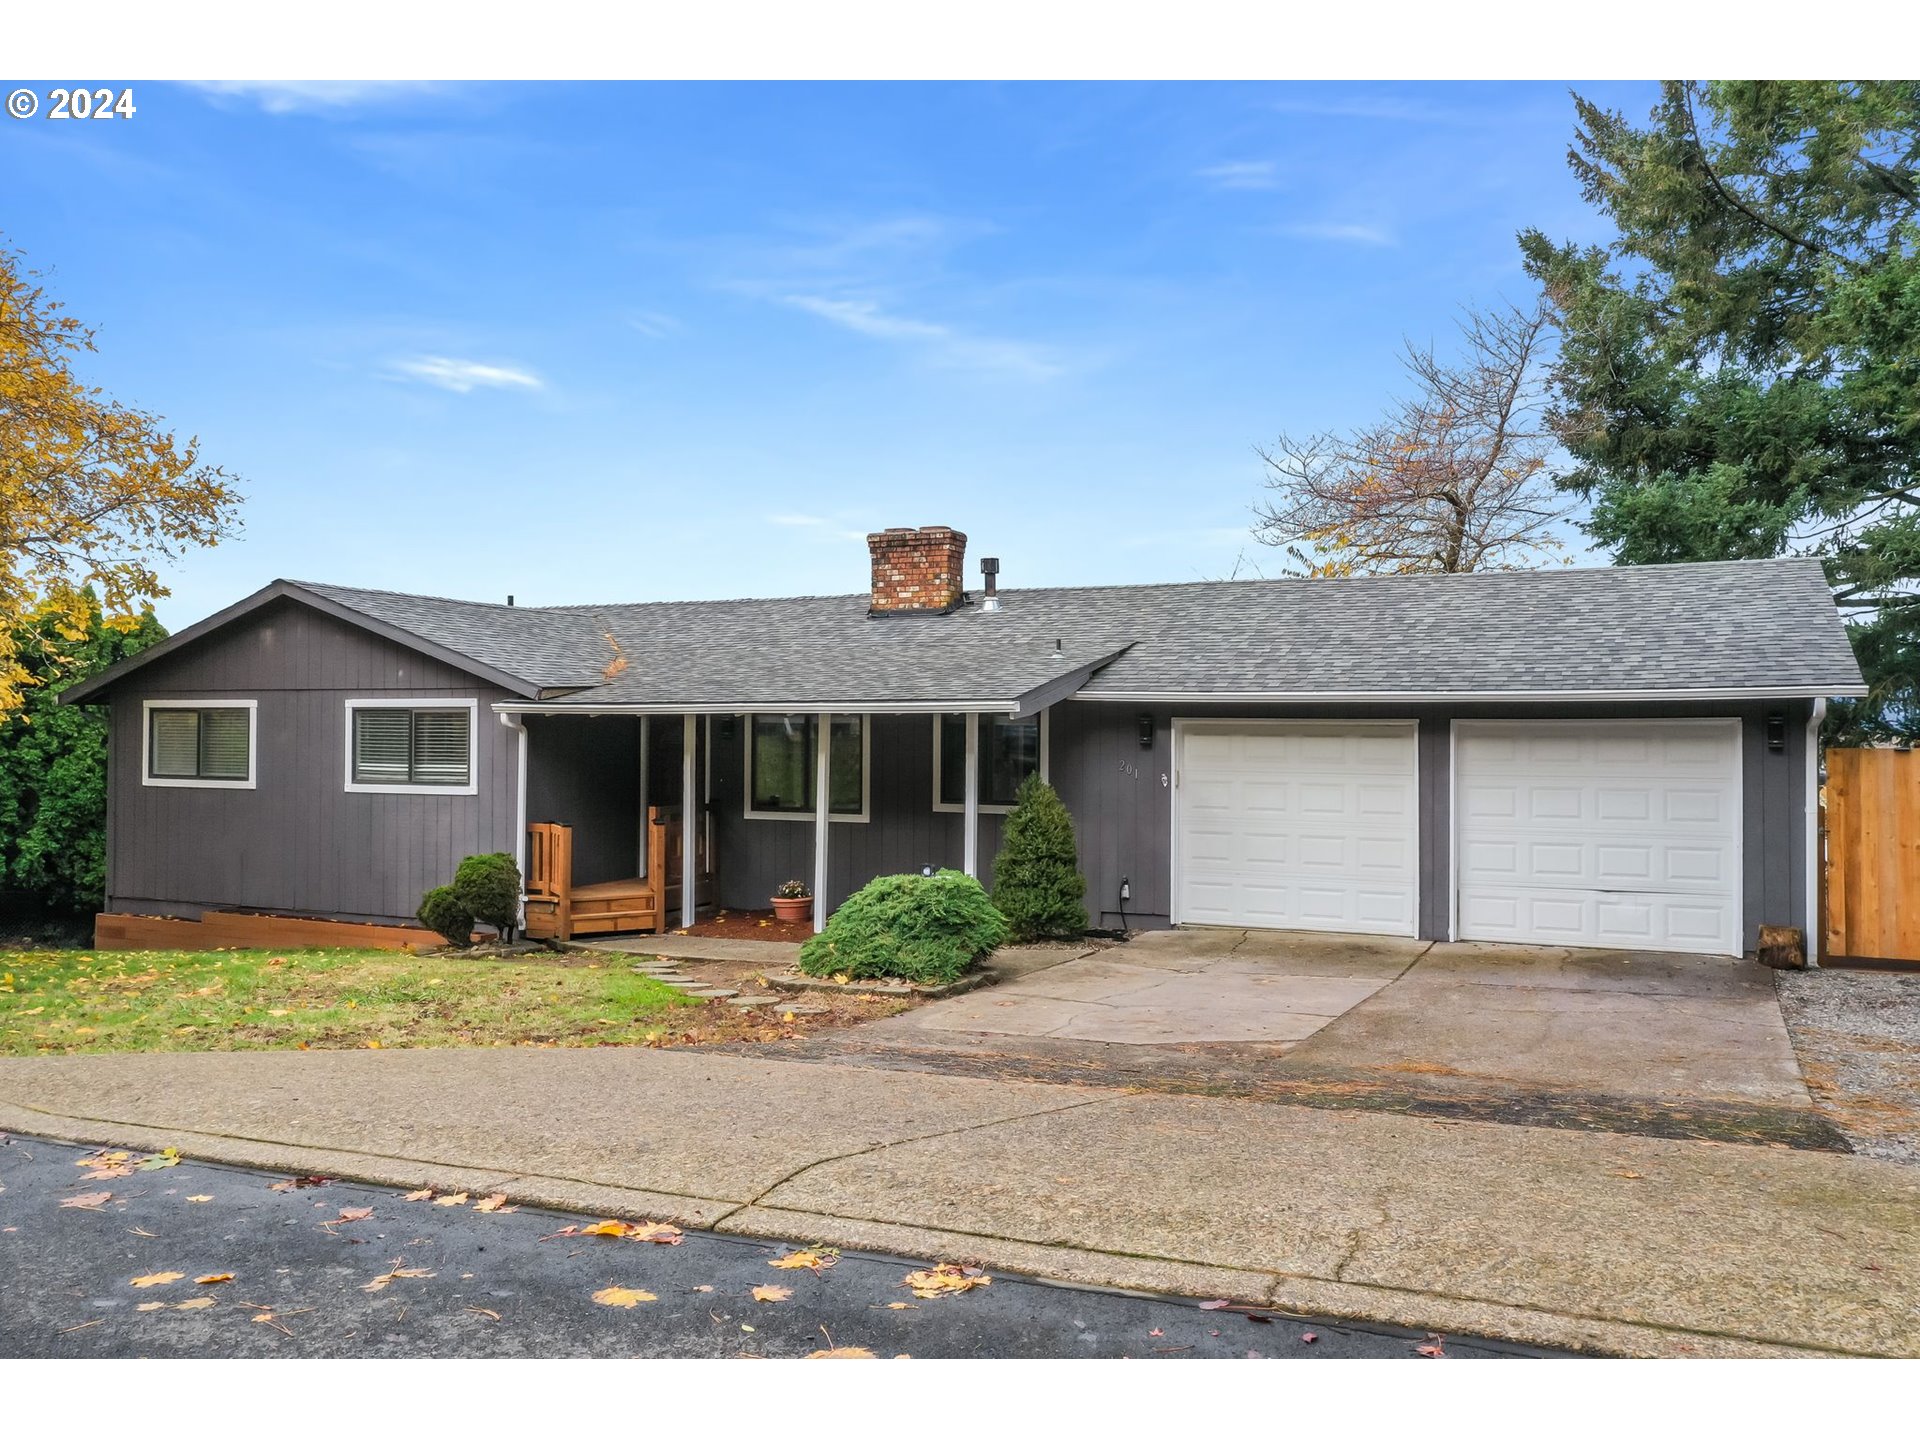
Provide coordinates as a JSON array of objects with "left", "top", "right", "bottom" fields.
[{"left": 770, "top": 895, "right": 813, "bottom": 922}]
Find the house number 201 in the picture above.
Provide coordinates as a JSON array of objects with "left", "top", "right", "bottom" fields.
[{"left": 1118, "top": 760, "right": 1139, "bottom": 779}]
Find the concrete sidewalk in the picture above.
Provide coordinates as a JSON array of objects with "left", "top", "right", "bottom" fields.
[{"left": 1, "top": 1048, "right": 1913, "bottom": 1358}]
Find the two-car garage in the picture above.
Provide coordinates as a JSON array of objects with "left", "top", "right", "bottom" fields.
[{"left": 1173, "top": 718, "right": 1745, "bottom": 956}]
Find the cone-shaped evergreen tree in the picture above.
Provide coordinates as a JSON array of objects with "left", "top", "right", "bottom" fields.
[{"left": 991, "top": 774, "right": 1088, "bottom": 941}]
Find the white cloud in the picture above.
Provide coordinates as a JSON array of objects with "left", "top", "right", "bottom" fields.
[
  {"left": 1274, "top": 221, "right": 1396, "bottom": 247},
  {"left": 1197, "top": 160, "right": 1278, "bottom": 190},
  {"left": 627, "top": 310, "right": 680, "bottom": 339},
  {"left": 782, "top": 295, "right": 1063, "bottom": 382},
  {"left": 390, "top": 355, "right": 543, "bottom": 394},
  {"left": 188, "top": 81, "right": 445, "bottom": 115}
]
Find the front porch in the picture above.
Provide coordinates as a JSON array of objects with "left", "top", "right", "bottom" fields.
[{"left": 508, "top": 709, "right": 1032, "bottom": 942}]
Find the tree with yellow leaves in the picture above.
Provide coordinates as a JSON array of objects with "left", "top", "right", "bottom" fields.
[
  {"left": 1252, "top": 302, "right": 1569, "bottom": 578},
  {"left": 0, "top": 241, "right": 241, "bottom": 710}
]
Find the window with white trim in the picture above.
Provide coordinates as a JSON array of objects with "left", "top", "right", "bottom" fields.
[
  {"left": 746, "top": 714, "right": 867, "bottom": 820},
  {"left": 934, "top": 711, "right": 1043, "bottom": 812},
  {"left": 144, "top": 702, "right": 255, "bottom": 787},
  {"left": 346, "top": 702, "right": 475, "bottom": 791}
]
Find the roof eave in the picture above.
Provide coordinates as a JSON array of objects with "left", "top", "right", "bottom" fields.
[
  {"left": 1075, "top": 685, "right": 1871, "bottom": 703},
  {"left": 58, "top": 580, "right": 545, "bottom": 704}
]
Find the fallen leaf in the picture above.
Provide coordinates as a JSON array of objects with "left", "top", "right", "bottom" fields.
[
  {"left": 136, "top": 1148, "right": 182, "bottom": 1171},
  {"left": 186, "top": 1195, "right": 213, "bottom": 1204},
  {"left": 692, "top": 1285, "right": 714, "bottom": 1293},
  {"left": 194, "top": 1273, "right": 234, "bottom": 1285},
  {"left": 770, "top": 1247, "right": 839, "bottom": 1271},
  {"left": 751, "top": 1285, "right": 793, "bottom": 1303},
  {"left": 885, "top": 1302, "right": 917, "bottom": 1310},
  {"left": 136, "top": 1301, "right": 168, "bottom": 1312},
  {"left": 807, "top": 1346, "right": 877, "bottom": 1358},
  {"left": 1198, "top": 1299, "right": 1232, "bottom": 1310},
  {"left": 330, "top": 1206, "right": 374, "bottom": 1224},
  {"left": 61, "top": 1191, "right": 112, "bottom": 1210},
  {"left": 128, "top": 1226, "right": 157, "bottom": 1238},
  {"left": 403, "top": 1189, "right": 433, "bottom": 1202},
  {"left": 1301, "top": 1331, "right": 1319, "bottom": 1344},
  {"left": 593, "top": 1286, "right": 657, "bottom": 1308},
  {"left": 1148, "top": 1328, "right": 1164, "bottom": 1337},
  {"left": 433, "top": 1192, "right": 470, "bottom": 1207},
  {"left": 630, "top": 1221, "right": 682, "bottom": 1244},
  {"left": 901, "top": 1263, "right": 991, "bottom": 1299},
  {"left": 467, "top": 1306, "right": 502, "bottom": 1321},
  {"left": 268, "top": 1175, "right": 331, "bottom": 1192},
  {"left": 472, "top": 1193, "right": 515, "bottom": 1213},
  {"left": 579, "top": 1220, "right": 630, "bottom": 1236},
  {"left": 361, "top": 1265, "right": 435, "bottom": 1293},
  {"left": 1416, "top": 1333, "right": 1447, "bottom": 1358},
  {"left": 130, "top": 1272, "right": 185, "bottom": 1288},
  {"left": 175, "top": 1296, "right": 217, "bottom": 1311}
]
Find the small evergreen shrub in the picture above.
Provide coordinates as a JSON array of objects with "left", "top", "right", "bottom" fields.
[
  {"left": 991, "top": 775, "right": 1089, "bottom": 941},
  {"left": 417, "top": 884, "right": 475, "bottom": 947},
  {"left": 798, "top": 870, "right": 1007, "bottom": 985},
  {"left": 454, "top": 851, "right": 521, "bottom": 941}
]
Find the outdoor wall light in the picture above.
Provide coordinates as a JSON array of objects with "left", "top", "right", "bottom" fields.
[
  {"left": 1136, "top": 713, "right": 1155, "bottom": 749},
  {"left": 1766, "top": 713, "right": 1787, "bottom": 752},
  {"left": 922, "top": 863, "right": 935, "bottom": 877}
]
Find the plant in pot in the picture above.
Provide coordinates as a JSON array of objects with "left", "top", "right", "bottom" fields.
[{"left": 770, "top": 879, "right": 813, "bottom": 922}]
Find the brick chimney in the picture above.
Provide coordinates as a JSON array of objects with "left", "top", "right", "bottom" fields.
[{"left": 867, "top": 526, "right": 967, "bottom": 615}]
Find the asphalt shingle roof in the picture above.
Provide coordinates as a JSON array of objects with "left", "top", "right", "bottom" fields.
[{"left": 288, "top": 557, "right": 1863, "bottom": 705}]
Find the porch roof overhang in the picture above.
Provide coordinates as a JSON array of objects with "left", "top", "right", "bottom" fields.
[{"left": 491, "top": 646, "right": 1129, "bottom": 720}]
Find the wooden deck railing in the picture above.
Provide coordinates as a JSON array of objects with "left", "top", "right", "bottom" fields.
[{"left": 522, "top": 807, "right": 716, "bottom": 942}]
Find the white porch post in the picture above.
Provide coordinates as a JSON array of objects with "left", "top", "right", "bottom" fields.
[
  {"left": 813, "top": 712, "right": 831, "bottom": 932},
  {"left": 681, "top": 712, "right": 697, "bottom": 929},
  {"left": 498, "top": 712, "right": 529, "bottom": 927},
  {"left": 962, "top": 711, "right": 980, "bottom": 878}
]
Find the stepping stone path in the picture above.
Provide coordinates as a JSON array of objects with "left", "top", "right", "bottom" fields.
[
  {"left": 727, "top": 996, "right": 780, "bottom": 1009},
  {"left": 683, "top": 987, "right": 739, "bottom": 999}
]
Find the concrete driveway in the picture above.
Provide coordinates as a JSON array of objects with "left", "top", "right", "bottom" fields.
[{"left": 850, "top": 928, "right": 1818, "bottom": 1135}]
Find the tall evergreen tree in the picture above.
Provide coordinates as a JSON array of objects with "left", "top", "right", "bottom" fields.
[
  {"left": 0, "top": 592, "right": 164, "bottom": 916},
  {"left": 1521, "top": 81, "right": 1920, "bottom": 740},
  {"left": 991, "top": 775, "right": 1088, "bottom": 942}
]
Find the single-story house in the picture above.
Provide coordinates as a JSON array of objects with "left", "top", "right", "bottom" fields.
[{"left": 62, "top": 526, "right": 1865, "bottom": 957}]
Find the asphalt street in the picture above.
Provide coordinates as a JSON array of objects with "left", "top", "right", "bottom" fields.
[{"left": 0, "top": 1133, "right": 1551, "bottom": 1358}]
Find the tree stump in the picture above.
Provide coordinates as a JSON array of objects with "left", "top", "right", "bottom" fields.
[{"left": 1756, "top": 925, "right": 1807, "bottom": 970}]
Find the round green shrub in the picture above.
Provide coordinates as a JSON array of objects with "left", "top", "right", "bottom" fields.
[
  {"left": 454, "top": 851, "right": 522, "bottom": 940},
  {"left": 798, "top": 870, "right": 1008, "bottom": 986},
  {"left": 991, "top": 774, "right": 1088, "bottom": 941},
  {"left": 417, "top": 884, "right": 475, "bottom": 948}
]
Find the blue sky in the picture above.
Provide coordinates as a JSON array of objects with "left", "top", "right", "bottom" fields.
[{"left": 4, "top": 80, "right": 1657, "bottom": 628}]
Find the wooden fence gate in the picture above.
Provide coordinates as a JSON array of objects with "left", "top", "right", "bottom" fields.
[{"left": 1824, "top": 747, "right": 1920, "bottom": 962}]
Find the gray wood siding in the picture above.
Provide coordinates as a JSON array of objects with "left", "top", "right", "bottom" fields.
[
  {"left": 525, "top": 715, "right": 643, "bottom": 887},
  {"left": 103, "top": 598, "right": 518, "bottom": 925},
  {"left": 1056, "top": 699, "right": 1814, "bottom": 951},
  {"left": 713, "top": 713, "right": 1007, "bottom": 910}
]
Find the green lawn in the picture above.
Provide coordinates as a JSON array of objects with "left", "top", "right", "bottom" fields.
[{"left": 0, "top": 948, "right": 699, "bottom": 1057}]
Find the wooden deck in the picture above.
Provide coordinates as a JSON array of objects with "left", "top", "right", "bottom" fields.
[{"left": 521, "top": 807, "right": 716, "bottom": 942}]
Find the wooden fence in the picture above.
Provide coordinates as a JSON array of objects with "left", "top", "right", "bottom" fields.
[{"left": 1824, "top": 747, "right": 1920, "bottom": 963}]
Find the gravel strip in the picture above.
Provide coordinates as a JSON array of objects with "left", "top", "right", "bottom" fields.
[{"left": 1777, "top": 969, "right": 1920, "bottom": 1166}]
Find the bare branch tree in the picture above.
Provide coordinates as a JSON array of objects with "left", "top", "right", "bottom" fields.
[{"left": 1252, "top": 302, "right": 1570, "bottom": 577}]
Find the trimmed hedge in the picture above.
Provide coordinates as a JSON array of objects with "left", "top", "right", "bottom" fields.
[
  {"left": 990, "top": 775, "right": 1088, "bottom": 941},
  {"left": 454, "top": 851, "right": 521, "bottom": 940},
  {"left": 417, "top": 885, "right": 475, "bottom": 947},
  {"left": 797, "top": 870, "right": 1008, "bottom": 986}
]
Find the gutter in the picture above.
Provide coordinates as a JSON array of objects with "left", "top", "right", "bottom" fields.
[
  {"left": 1806, "top": 697, "right": 1826, "bottom": 968},
  {"left": 498, "top": 712, "right": 529, "bottom": 926},
  {"left": 1076, "top": 686, "right": 1871, "bottom": 703},
  {"left": 492, "top": 699, "right": 1025, "bottom": 717}
]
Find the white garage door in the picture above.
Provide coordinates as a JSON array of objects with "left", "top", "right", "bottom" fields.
[
  {"left": 1175, "top": 721, "right": 1418, "bottom": 936},
  {"left": 1454, "top": 720, "right": 1742, "bottom": 955}
]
